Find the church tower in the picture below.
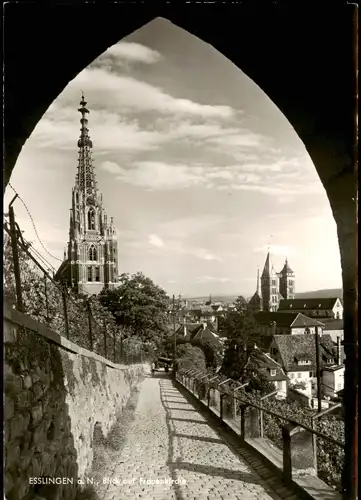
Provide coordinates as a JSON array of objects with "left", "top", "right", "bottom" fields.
[
  {"left": 260, "top": 252, "right": 279, "bottom": 312},
  {"left": 55, "top": 94, "right": 118, "bottom": 295},
  {"left": 248, "top": 267, "right": 262, "bottom": 313},
  {"left": 279, "top": 258, "right": 295, "bottom": 300}
]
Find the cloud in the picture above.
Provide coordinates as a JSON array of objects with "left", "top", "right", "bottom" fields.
[
  {"left": 254, "top": 245, "right": 296, "bottom": 256},
  {"left": 32, "top": 105, "right": 167, "bottom": 153},
  {"left": 66, "top": 67, "right": 235, "bottom": 119},
  {"left": 101, "top": 41, "right": 162, "bottom": 64},
  {"left": 148, "top": 234, "right": 165, "bottom": 248}
]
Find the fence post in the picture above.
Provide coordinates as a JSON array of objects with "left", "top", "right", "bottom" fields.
[
  {"left": 44, "top": 273, "right": 50, "bottom": 324},
  {"left": 8, "top": 201, "right": 24, "bottom": 312},
  {"left": 282, "top": 424, "right": 293, "bottom": 484},
  {"left": 103, "top": 320, "right": 107, "bottom": 359},
  {"left": 86, "top": 300, "right": 93, "bottom": 351},
  {"left": 113, "top": 332, "right": 116, "bottom": 363},
  {"left": 220, "top": 393, "right": 225, "bottom": 421},
  {"left": 240, "top": 405, "right": 246, "bottom": 440},
  {"left": 62, "top": 282, "right": 69, "bottom": 339}
]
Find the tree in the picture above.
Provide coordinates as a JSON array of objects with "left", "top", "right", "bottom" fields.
[
  {"left": 175, "top": 344, "right": 207, "bottom": 373},
  {"left": 219, "top": 307, "right": 260, "bottom": 379},
  {"left": 233, "top": 295, "right": 248, "bottom": 313},
  {"left": 99, "top": 272, "right": 170, "bottom": 346}
]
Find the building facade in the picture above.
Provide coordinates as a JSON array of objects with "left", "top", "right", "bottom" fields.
[
  {"left": 55, "top": 95, "right": 118, "bottom": 295},
  {"left": 249, "top": 252, "right": 295, "bottom": 313},
  {"left": 277, "top": 297, "right": 343, "bottom": 320}
]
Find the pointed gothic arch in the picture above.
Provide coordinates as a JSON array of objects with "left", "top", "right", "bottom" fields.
[
  {"left": 87, "top": 208, "right": 95, "bottom": 230},
  {"left": 4, "top": 7, "right": 357, "bottom": 495},
  {"left": 88, "top": 245, "right": 97, "bottom": 261}
]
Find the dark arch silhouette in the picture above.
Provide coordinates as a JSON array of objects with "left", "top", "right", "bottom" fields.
[{"left": 4, "top": 4, "right": 357, "bottom": 497}]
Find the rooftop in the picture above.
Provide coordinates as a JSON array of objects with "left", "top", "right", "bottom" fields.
[
  {"left": 278, "top": 297, "right": 341, "bottom": 311},
  {"left": 254, "top": 311, "right": 325, "bottom": 328}
]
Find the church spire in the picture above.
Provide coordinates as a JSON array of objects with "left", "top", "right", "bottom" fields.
[
  {"left": 261, "top": 252, "right": 271, "bottom": 278},
  {"left": 256, "top": 266, "right": 260, "bottom": 293},
  {"left": 75, "top": 93, "right": 96, "bottom": 197}
]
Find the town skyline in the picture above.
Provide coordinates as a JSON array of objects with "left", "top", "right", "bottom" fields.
[{"left": 4, "top": 17, "right": 342, "bottom": 297}]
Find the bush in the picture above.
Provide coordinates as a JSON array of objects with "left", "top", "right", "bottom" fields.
[{"left": 175, "top": 344, "right": 206, "bottom": 373}]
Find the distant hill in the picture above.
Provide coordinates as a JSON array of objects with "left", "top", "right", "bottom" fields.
[
  {"left": 183, "top": 295, "right": 238, "bottom": 304},
  {"left": 295, "top": 288, "right": 343, "bottom": 299}
]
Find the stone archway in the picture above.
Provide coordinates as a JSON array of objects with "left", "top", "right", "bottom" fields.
[{"left": 4, "top": 4, "right": 357, "bottom": 497}]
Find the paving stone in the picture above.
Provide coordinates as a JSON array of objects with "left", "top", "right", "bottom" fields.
[{"left": 89, "top": 375, "right": 302, "bottom": 500}]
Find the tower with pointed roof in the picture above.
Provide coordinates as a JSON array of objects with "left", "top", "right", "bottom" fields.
[
  {"left": 261, "top": 252, "right": 280, "bottom": 312},
  {"left": 55, "top": 94, "right": 118, "bottom": 295},
  {"left": 248, "top": 267, "right": 262, "bottom": 313},
  {"left": 279, "top": 258, "right": 295, "bottom": 300}
]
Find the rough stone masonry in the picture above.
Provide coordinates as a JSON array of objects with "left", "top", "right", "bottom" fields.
[{"left": 4, "top": 309, "right": 147, "bottom": 500}]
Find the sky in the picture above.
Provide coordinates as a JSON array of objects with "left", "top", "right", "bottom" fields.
[{"left": 4, "top": 17, "right": 342, "bottom": 298}]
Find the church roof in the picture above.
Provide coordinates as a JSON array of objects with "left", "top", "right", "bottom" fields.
[
  {"left": 249, "top": 290, "right": 261, "bottom": 305},
  {"left": 278, "top": 298, "right": 341, "bottom": 311},
  {"left": 280, "top": 258, "right": 294, "bottom": 275},
  {"left": 254, "top": 311, "right": 325, "bottom": 328},
  {"left": 261, "top": 252, "right": 271, "bottom": 278}
]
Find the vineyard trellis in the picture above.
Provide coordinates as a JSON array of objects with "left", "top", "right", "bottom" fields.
[{"left": 3, "top": 199, "right": 149, "bottom": 365}]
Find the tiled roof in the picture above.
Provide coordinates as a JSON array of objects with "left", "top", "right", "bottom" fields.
[
  {"left": 175, "top": 323, "right": 203, "bottom": 337},
  {"left": 322, "top": 319, "right": 344, "bottom": 330},
  {"left": 278, "top": 298, "right": 341, "bottom": 311},
  {"left": 254, "top": 312, "right": 325, "bottom": 328},
  {"left": 247, "top": 347, "right": 288, "bottom": 382},
  {"left": 280, "top": 259, "right": 294, "bottom": 275},
  {"left": 272, "top": 334, "right": 337, "bottom": 372}
]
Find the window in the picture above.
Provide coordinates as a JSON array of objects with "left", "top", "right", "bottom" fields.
[
  {"left": 88, "top": 246, "right": 97, "bottom": 261},
  {"left": 95, "top": 267, "right": 100, "bottom": 282},
  {"left": 272, "top": 287, "right": 277, "bottom": 294},
  {"left": 271, "top": 280, "right": 276, "bottom": 286},
  {"left": 289, "top": 288, "right": 293, "bottom": 294},
  {"left": 270, "top": 369, "right": 276, "bottom": 376},
  {"left": 289, "top": 373, "right": 294, "bottom": 379},
  {"left": 289, "top": 280, "right": 293, "bottom": 286},
  {"left": 309, "top": 371, "right": 314, "bottom": 377},
  {"left": 297, "top": 373, "right": 302, "bottom": 378},
  {"left": 336, "top": 312, "right": 340, "bottom": 319},
  {"left": 87, "top": 267, "right": 92, "bottom": 282},
  {"left": 305, "top": 327, "right": 311, "bottom": 334},
  {"left": 337, "top": 383, "right": 342, "bottom": 390},
  {"left": 87, "top": 209, "right": 95, "bottom": 230}
]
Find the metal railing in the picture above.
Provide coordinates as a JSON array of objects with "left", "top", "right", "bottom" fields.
[
  {"left": 3, "top": 210, "right": 149, "bottom": 366},
  {"left": 176, "top": 368, "right": 344, "bottom": 494}
]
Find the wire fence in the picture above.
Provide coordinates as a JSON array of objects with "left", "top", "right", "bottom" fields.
[
  {"left": 3, "top": 205, "right": 150, "bottom": 366},
  {"left": 177, "top": 368, "right": 345, "bottom": 493}
]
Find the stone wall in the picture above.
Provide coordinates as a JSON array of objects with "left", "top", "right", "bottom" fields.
[{"left": 4, "top": 305, "right": 148, "bottom": 500}]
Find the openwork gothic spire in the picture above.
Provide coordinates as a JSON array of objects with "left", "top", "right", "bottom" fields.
[{"left": 75, "top": 93, "right": 96, "bottom": 196}]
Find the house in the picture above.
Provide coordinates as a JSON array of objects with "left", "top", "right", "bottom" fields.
[
  {"left": 245, "top": 346, "right": 288, "bottom": 399},
  {"left": 322, "top": 365, "right": 345, "bottom": 398},
  {"left": 254, "top": 311, "right": 325, "bottom": 336},
  {"left": 269, "top": 334, "right": 339, "bottom": 396},
  {"left": 321, "top": 318, "right": 344, "bottom": 342},
  {"left": 277, "top": 297, "right": 343, "bottom": 320},
  {"left": 174, "top": 322, "right": 224, "bottom": 350}
]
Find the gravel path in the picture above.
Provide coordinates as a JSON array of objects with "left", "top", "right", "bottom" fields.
[{"left": 91, "top": 372, "right": 298, "bottom": 500}]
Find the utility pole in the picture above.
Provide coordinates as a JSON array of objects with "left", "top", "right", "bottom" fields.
[{"left": 315, "top": 327, "right": 322, "bottom": 412}]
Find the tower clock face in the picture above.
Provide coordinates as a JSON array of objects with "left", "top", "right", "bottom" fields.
[{"left": 87, "top": 196, "right": 95, "bottom": 205}]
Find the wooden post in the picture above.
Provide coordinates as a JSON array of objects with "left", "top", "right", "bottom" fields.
[
  {"left": 87, "top": 300, "right": 93, "bottom": 351},
  {"left": 315, "top": 328, "right": 322, "bottom": 412},
  {"left": 282, "top": 425, "right": 292, "bottom": 484},
  {"left": 8, "top": 200, "right": 24, "bottom": 312},
  {"left": 62, "top": 283, "right": 69, "bottom": 339},
  {"left": 44, "top": 273, "right": 50, "bottom": 324},
  {"left": 103, "top": 319, "right": 107, "bottom": 358}
]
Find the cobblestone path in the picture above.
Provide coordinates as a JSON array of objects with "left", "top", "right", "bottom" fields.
[{"left": 93, "top": 373, "right": 301, "bottom": 500}]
